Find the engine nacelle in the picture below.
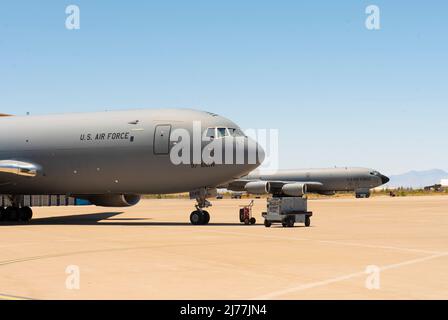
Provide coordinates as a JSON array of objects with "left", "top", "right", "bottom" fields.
[
  {"left": 86, "top": 194, "right": 141, "bottom": 207},
  {"left": 281, "top": 183, "right": 307, "bottom": 197},
  {"left": 245, "top": 181, "right": 271, "bottom": 195}
]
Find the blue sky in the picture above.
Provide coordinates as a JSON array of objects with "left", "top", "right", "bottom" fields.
[{"left": 1, "top": 1, "right": 447, "bottom": 174}]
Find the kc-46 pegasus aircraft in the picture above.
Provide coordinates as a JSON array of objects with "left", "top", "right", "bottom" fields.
[
  {"left": 227, "top": 167, "right": 389, "bottom": 198},
  {"left": 0, "top": 109, "right": 264, "bottom": 225}
]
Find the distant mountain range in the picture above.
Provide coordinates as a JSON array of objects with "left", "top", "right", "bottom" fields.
[{"left": 385, "top": 169, "right": 448, "bottom": 189}]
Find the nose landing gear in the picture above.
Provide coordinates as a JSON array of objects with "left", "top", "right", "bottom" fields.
[{"left": 190, "top": 189, "right": 212, "bottom": 225}]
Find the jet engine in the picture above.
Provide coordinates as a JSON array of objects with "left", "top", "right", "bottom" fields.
[
  {"left": 281, "top": 183, "right": 307, "bottom": 197},
  {"left": 85, "top": 194, "right": 141, "bottom": 207},
  {"left": 244, "top": 181, "right": 271, "bottom": 194}
]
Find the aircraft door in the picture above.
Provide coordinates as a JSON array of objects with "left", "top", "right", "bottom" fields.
[{"left": 154, "top": 125, "right": 171, "bottom": 155}]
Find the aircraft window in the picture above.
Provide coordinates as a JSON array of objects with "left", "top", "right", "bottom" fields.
[
  {"left": 205, "top": 128, "right": 216, "bottom": 139},
  {"left": 228, "top": 128, "right": 245, "bottom": 137},
  {"left": 217, "top": 127, "right": 228, "bottom": 138}
]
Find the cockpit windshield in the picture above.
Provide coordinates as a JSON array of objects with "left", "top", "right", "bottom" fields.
[
  {"left": 217, "top": 128, "right": 228, "bottom": 138},
  {"left": 227, "top": 128, "right": 245, "bottom": 137},
  {"left": 205, "top": 128, "right": 216, "bottom": 139},
  {"left": 205, "top": 127, "right": 246, "bottom": 139}
]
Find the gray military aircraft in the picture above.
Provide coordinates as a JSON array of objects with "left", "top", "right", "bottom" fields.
[
  {"left": 0, "top": 109, "right": 263, "bottom": 225},
  {"left": 226, "top": 167, "right": 389, "bottom": 198}
]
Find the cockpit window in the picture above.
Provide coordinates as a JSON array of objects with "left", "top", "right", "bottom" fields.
[
  {"left": 205, "top": 128, "right": 216, "bottom": 139},
  {"left": 205, "top": 127, "right": 245, "bottom": 139},
  {"left": 217, "top": 127, "right": 228, "bottom": 138},
  {"left": 228, "top": 128, "right": 245, "bottom": 137}
]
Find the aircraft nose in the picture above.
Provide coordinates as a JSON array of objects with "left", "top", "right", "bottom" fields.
[
  {"left": 246, "top": 136, "right": 265, "bottom": 167},
  {"left": 380, "top": 174, "right": 390, "bottom": 184},
  {"left": 256, "top": 140, "right": 266, "bottom": 165}
]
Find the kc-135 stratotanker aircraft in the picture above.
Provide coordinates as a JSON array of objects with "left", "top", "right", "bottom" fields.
[
  {"left": 0, "top": 109, "right": 389, "bottom": 226},
  {"left": 226, "top": 167, "right": 390, "bottom": 198},
  {"left": 0, "top": 109, "right": 264, "bottom": 225}
]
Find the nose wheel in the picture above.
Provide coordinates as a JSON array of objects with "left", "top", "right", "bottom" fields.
[{"left": 190, "top": 210, "right": 210, "bottom": 225}]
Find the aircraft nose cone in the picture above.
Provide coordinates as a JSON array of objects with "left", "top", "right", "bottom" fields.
[
  {"left": 257, "top": 142, "right": 266, "bottom": 165},
  {"left": 380, "top": 174, "right": 390, "bottom": 184},
  {"left": 245, "top": 136, "right": 264, "bottom": 167}
]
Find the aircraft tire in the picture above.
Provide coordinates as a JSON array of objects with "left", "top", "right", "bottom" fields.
[
  {"left": 190, "top": 210, "right": 204, "bottom": 225},
  {"left": 5, "top": 207, "right": 19, "bottom": 222},
  {"left": 19, "top": 207, "right": 33, "bottom": 222}
]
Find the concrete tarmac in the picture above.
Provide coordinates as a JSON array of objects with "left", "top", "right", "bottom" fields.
[{"left": 0, "top": 196, "right": 447, "bottom": 300}]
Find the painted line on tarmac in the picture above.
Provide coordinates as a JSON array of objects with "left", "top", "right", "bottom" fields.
[
  {"left": 203, "top": 229, "right": 443, "bottom": 255},
  {"left": 0, "top": 293, "right": 31, "bottom": 300},
  {"left": 253, "top": 251, "right": 448, "bottom": 299},
  {"left": 317, "top": 240, "right": 443, "bottom": 255}
]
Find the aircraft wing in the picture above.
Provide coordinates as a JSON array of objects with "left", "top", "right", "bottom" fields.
[
  {"left": 226, "top": 179, "right": 323, "bottom": 194},
  {"left": 222, "top": 179, "right": 252, "bottom": 191},
  {"left": 0, "top": 160, "right": 39, "bottom": 177},
  {"left": 266, "top": 180, "right": 323, "bottom": 190}
]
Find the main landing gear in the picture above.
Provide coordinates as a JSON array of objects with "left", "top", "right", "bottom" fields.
[
  {"left": 190, "top": 190, "right": 212, "bottom": 225},
  {"left": 0, "top": 206, "right": 33, "bottom": 222}
]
